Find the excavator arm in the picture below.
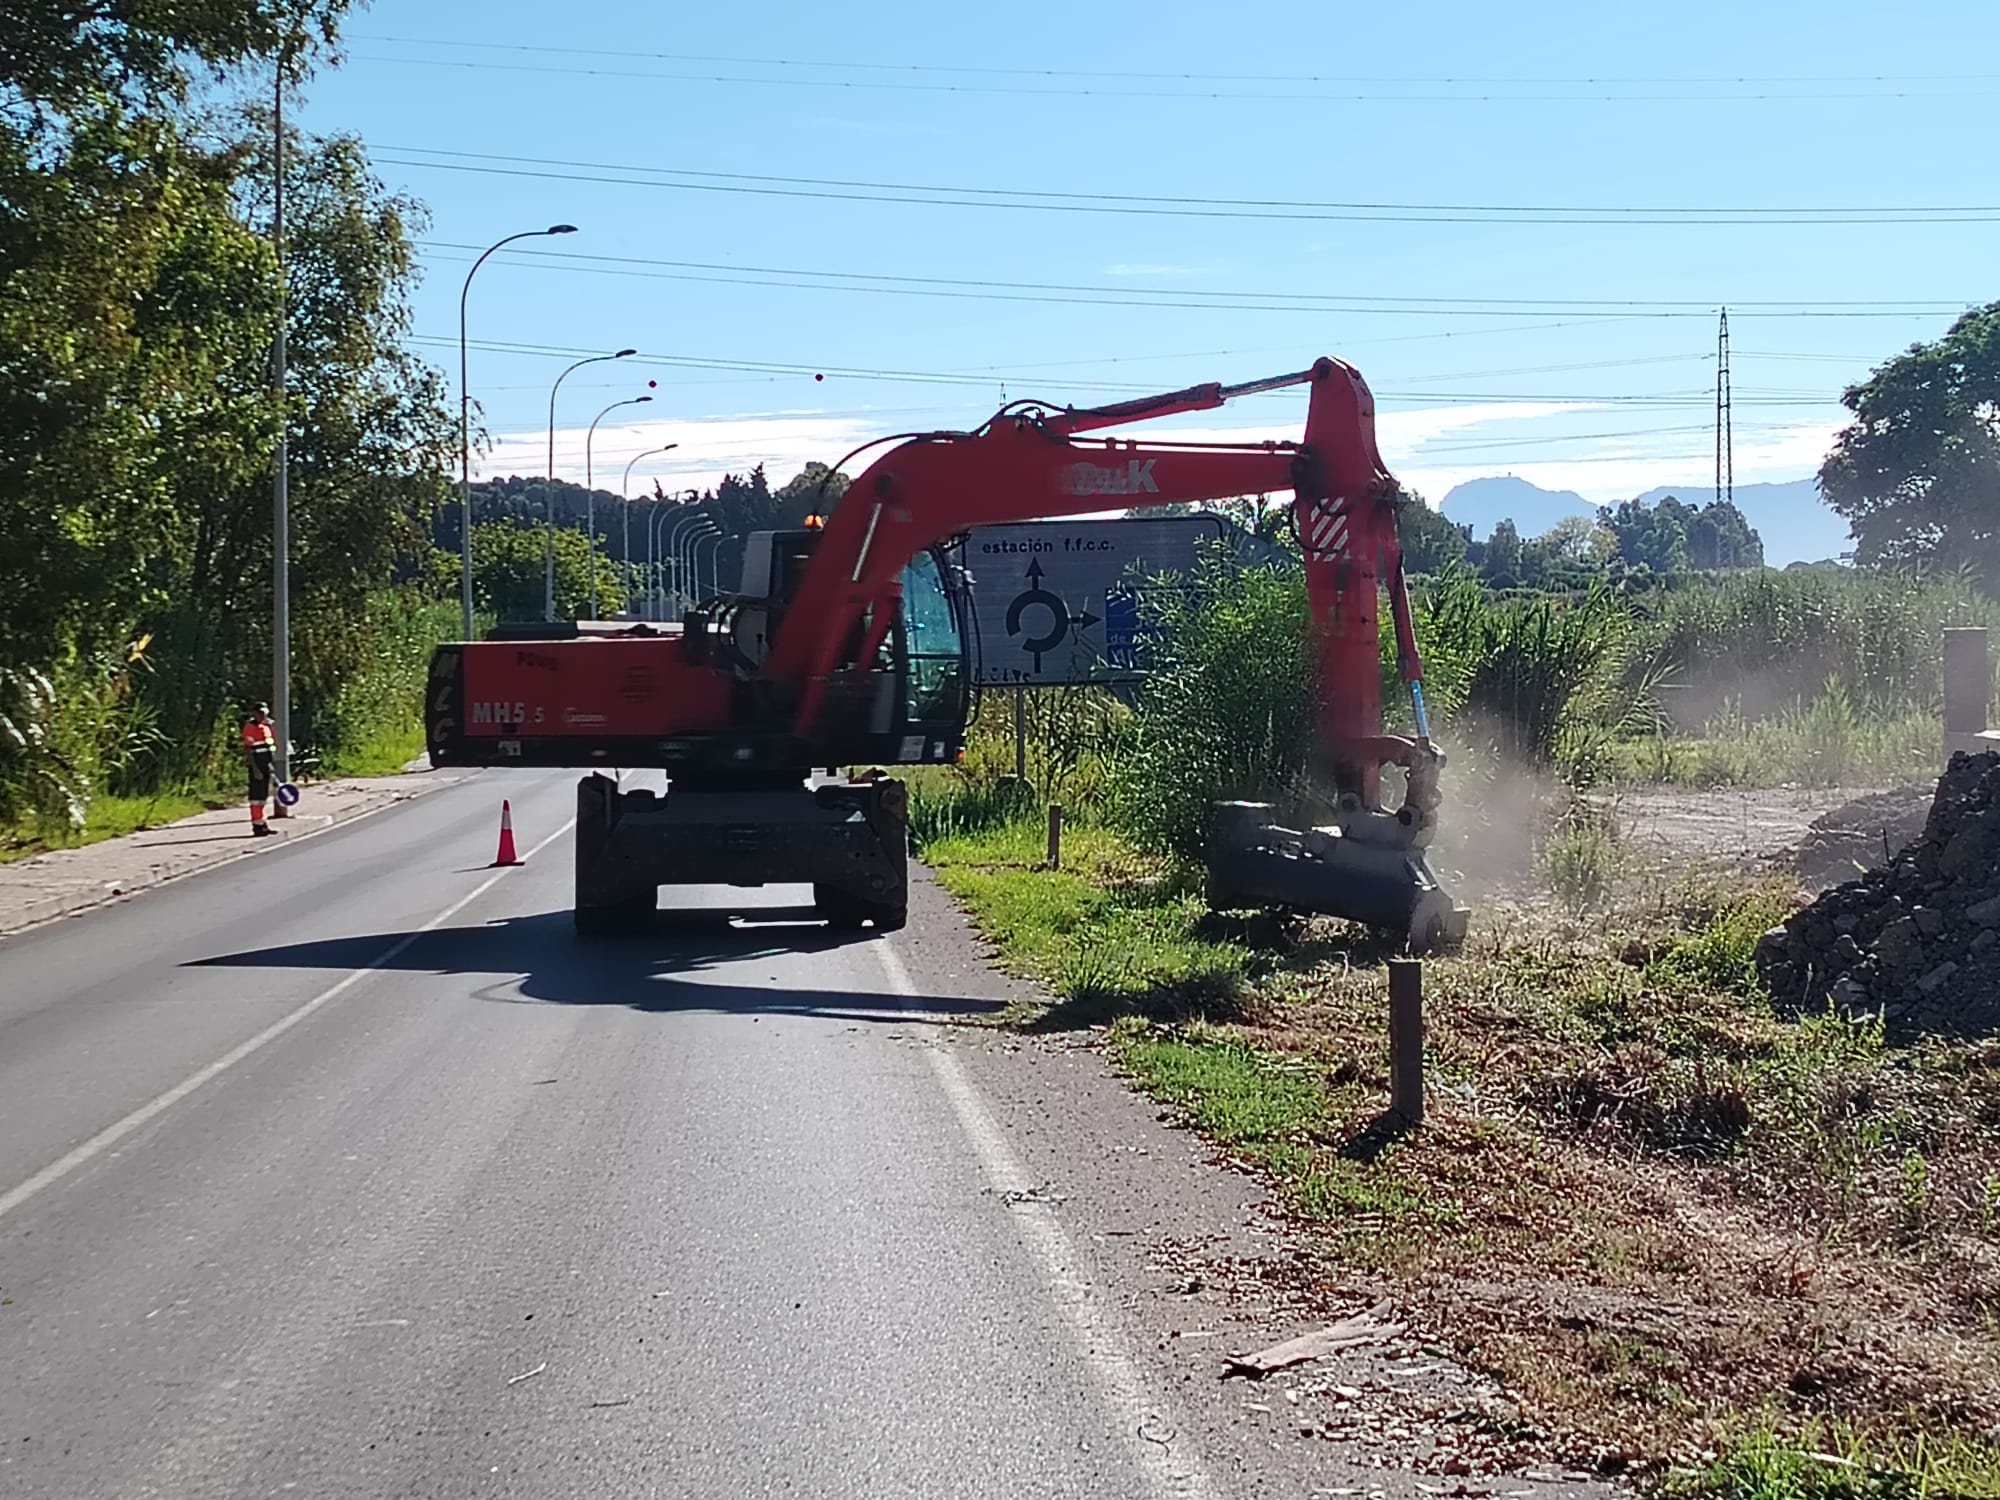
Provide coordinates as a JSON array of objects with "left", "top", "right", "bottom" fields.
[
  {"left": 769, "top": 357, "right": 1421, "bottom": 797},
  {"left": 764, "top": 355, "right": 1469, "bottom": 950}
]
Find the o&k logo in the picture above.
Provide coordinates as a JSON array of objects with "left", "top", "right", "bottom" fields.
[{"left": 1059, "top": 459, "right": 1160, "bottom": 497}]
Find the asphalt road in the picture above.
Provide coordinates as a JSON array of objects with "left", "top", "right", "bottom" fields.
[{"left": 0, "top": 769, "right": 1238, "bottom": 1499}]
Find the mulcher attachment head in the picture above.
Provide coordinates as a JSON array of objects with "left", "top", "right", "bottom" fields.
[{"left": 1203, "top": 787, "right": 1471, "bottom": 956}]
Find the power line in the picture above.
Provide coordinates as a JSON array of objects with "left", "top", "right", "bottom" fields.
[
  {"left": 416, "top": 238, "right": 1968, "bottom": 313},
  {"left": 346, "top": 47, "right": 2000, "bottom": 106},
  {"left": 385, "top": 148, "right": 2000, "bottom": 224},
  {"left": 376, "top": 151, "right": 2000, "bottom": 227},
  {"left": 1418, "top": 419, "right": 1806, "bottom": 455},
  {"left": 420, "top": 334, "right": 1840, "bottom": 409},
  {"left": 349, "top": 34, "right": 2000, "bottom": 88}
]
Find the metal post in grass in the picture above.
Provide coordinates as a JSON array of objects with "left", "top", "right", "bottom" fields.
[
  {"left": 1014, "top": 688, "right": 1027, "bottom": 781},
  {"left": 1047, "top": 803, "right": 1064, "bottom": 871},
  {"left": 1943, "top": 626, "right": 1990, "bottom": 761},
  {"left": 1388, "top": 958, "right": 1425, "bottom": 1126}
]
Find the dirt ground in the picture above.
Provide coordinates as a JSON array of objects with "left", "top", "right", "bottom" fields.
[{"left": 1601, "top": 785, "right": 1882, "bottom": 871}]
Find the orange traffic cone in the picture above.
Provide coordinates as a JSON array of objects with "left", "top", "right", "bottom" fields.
[{"left": 492, "top": 800, "right": 523, "bottom": 867}]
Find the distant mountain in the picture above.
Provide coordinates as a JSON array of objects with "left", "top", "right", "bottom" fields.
[
  {"left": 1437, "top": 476, "right": 1593, "bottom": 541},
  {"left": 1438, "top": 474, "right": 1852, "bottom": 569},
  {"left": 1629, "top": 479, "right": 1850, "bottom": 568}
]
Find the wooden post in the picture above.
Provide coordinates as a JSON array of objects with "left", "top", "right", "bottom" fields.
[
  {"left": 1943, "top": 626, "right": 1990, "bottom": 759},
  {"left": 1047, "top": 802, "right": 1064, "bottom": 871},
  {"left": 1388, "top": 959, "right": 1424, "bottom": 1126},
  {"left": 1014, "top": 687, "right": 1027, "bottom": 782}
]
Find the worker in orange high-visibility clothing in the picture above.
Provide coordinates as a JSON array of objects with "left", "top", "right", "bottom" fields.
[{"left": 242, "top": 704, "right": 278, "bottom": 837}]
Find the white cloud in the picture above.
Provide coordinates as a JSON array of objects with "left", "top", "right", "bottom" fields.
[{"left": 476, "top": 400, "right": 1837, "bottom": 519}]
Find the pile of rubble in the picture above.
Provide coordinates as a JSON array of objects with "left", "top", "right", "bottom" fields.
[
  {"left": 1792, "top": 786, "right": 1935, "bottom": 888},
  {"left": 1757, "top": 752, "right": 2000, "bottom": 1038}
]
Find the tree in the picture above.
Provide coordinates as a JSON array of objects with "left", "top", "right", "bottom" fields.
[
  {"left": 0, "top": 2, "right": 353, "bottom": 114},
  {"left": 0, "top": 1, "right": 457, "bottom": 813},
  {"left": 1686, "top": 499, "right": 1763, "bottom": 570},
  {"left": 774, "top": 462, "right": 851, "bottom": 525},
  {"left": 1398, "top": 496, "right": 1471, "bottom": 575},
  {"left": 1820, "top": 302, "right": 2000, "bottom": 586},
  {"left": 434, "top": 525, "right": 621, "bottom": 621},
  {"left": 1600, "top": 498, "right": 1691, "bottom": 575},
  {"left": 1480, "top": 518, "right": 1524, "bottom": 588}
]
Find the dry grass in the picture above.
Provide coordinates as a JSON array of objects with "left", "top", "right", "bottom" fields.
[
  {"left": 1188, "top": 903, "right": 2000, "bottom": 1473},
  {"left": 927, "top": 821, "right": 2000, "bottom": 1491}
]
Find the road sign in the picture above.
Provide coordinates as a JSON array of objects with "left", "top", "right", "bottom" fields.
[{"left": 961, "top": 515, "right": 1245, "bottom": 687}]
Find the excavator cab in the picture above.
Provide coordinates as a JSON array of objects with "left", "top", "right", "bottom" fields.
[{"left": 706, "top": 529, "right": 972, "bottom": 768}]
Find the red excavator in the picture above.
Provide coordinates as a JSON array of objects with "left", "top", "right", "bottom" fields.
[{"left": 425, "top": 356, "right": 1471, "bottom": 950}]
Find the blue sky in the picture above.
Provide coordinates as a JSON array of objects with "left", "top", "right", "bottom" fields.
[{"left": 295, "top": 1, "right": 1996, "bottom": 548}]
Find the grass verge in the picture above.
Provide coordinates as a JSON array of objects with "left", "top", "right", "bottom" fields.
[
  {"left": 922, "top": 815, "right": 2000, "bottom": 1491},
  {"left": 0, "top": 785, "right": 235, "bottom": 863}
]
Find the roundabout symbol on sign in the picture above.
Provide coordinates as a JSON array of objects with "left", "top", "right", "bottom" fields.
[{"left": 1004, "top": 558, "right": 1100, "bottom": 673}]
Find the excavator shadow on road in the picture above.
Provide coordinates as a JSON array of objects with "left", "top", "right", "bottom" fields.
[{"left": 185, "top": 906, "right": 1002, "bottom": 1024}]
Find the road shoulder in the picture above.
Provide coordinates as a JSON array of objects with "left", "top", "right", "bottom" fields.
[
  {"left": 0, "top": 768, "right": 470, "bottom": 939},
  {"left": 893, "top": 871, "right": 1617, "bottom": 1498}
]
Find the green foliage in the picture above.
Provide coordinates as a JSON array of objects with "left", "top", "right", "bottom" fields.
[
  {"left": 1112, "top": 556, "right": 1316, "bottom": 863},
  {"left": 1645, "top": 888, "right": 1794, "bottom": 993},
  {"left": 0, "top": 27, "right": 457, "bottom": 817},
  {"left": 906, "top": 770, "right": 1036, "bottom": 850},
  {"left": 433, "top": 524, "right": 622, "bottom": 622},
  {"left": 923, "top": 819, "right": 1250, "bottom": 1019},
  {"left": 0, "top": 1, "right": 354, "bottom": 112},
  {"left": 314, "top": 591, "right": 458, "bottom": 775},
  {"left": 1821, "top": 302, "right": 2000, "bottom": 590},
  {"left": 1481, "top": 517, "right": 1525, "bottom": 587},
  {"left": 1608, "top": 694, "right": 1941, "bottom": 789},
  {"left": 1466, "top": 583, "right": 1655, "bottom": 772},
  {"left": 1674, "top": 1421, "right": 2000, "bottom": 1500},
  {"left": 1398, "top": 495, "right": 1471, "bottom": 574},
  {"left": 1544, "top": 811, "right": 1619, "bottom": 911},
  {"left": 0, "top": 637, "right": 160, "bottom": 832},
  {"left": 1634, "top": 566, "right": 2000, "bottom": 726}
]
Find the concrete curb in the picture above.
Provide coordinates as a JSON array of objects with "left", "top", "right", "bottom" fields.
[{"left": 0, "top": 771, "right": 469, "bottom": 942}]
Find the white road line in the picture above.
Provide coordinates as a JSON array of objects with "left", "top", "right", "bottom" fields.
[
  {"left": 0, "top": 818, "right": 576, "bottom": 1223},
  {"left": 875, "top": 940, "right": 1222, "bottom": 1500}
]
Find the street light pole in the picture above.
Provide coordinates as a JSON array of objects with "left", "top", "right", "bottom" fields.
[
  {"left": 680, "top": 517, "right": 719, "bottom": 613},
  {"left": 620, "top": 443, "right": 678, "bottom": 607},
  {"left": 271, "top": 51, "right": 291, "bottom": 810},
  {"left": 656, "top": 509, "right": 700, "bottom": 617},
  {"left": 544, "top": 346, "right": 636, "bottom": 619},
  {"left": 693, "top": 531, "right": 724, "bottom": 602},
  {"left": 584, "top": 394, "right": 653, "bottom": 618},
  {"left": 660, "top": 506, "right": 692, "bottom": 624},
  {"left": 459, "top": 221, "right": 577, "bottom": 640}
]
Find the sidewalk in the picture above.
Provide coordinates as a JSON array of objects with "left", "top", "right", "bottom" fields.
[{"left": 0, "top": 768, "right": 470, "bottom": 939}]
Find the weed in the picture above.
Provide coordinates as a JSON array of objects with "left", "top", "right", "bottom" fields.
[
  {"left": 1898, "top": 1151, "right": 1931, "bottom": 1237},
  {"left": 1646, "top": 888, "right": 1794, "bottom": 993},
  {"left": 1545, "top": 814, "right": 1620, "bottom": 910},
  {"left": 1672, "top": 1419, "right": 2000, "bottom": 1500}
]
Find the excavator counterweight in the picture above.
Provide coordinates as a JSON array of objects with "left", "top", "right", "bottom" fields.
[{"left": 425, "top": 356, "right": 1469, "bottom": 948}]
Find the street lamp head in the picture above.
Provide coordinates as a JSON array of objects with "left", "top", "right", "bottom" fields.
[
  {"left": 614, "top": 347, "right": 637, "bottom": 358},
  {"left": 547, "top": 224, "right": 579, "bottom": 235},
  {"left": 635, "top": 395, "right": 653, "bottom": 405}
]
